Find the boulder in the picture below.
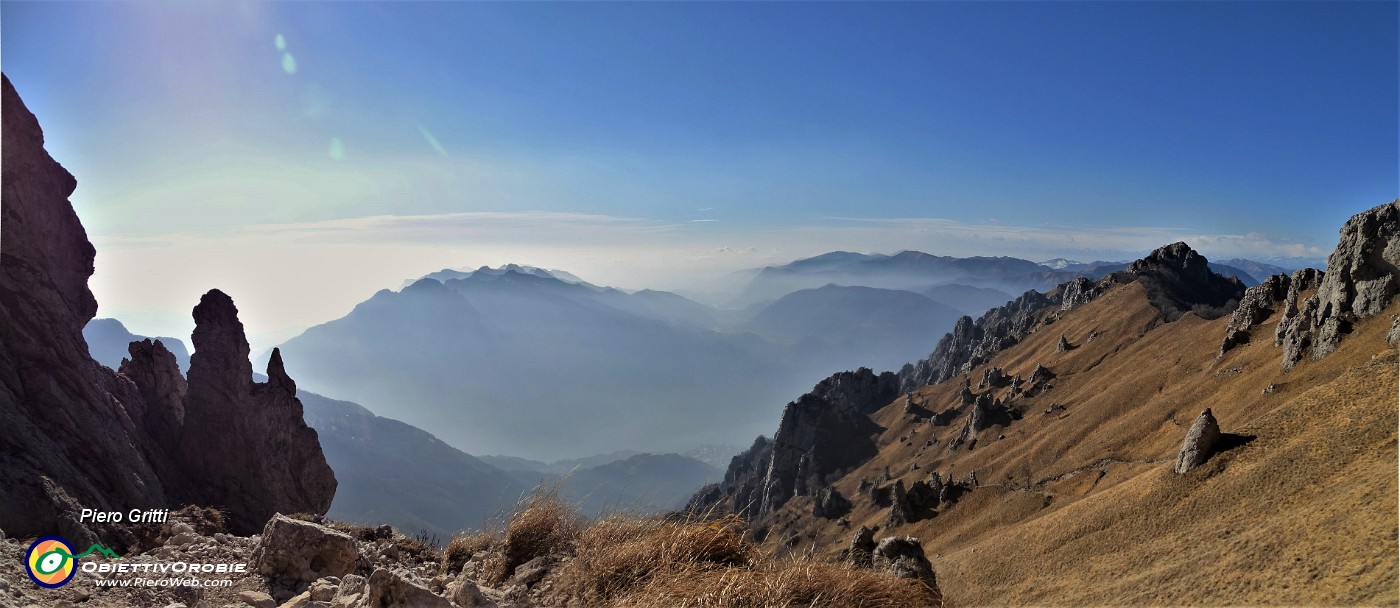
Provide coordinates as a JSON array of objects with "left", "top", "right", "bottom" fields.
[
  {"left": 872, "top": 536, "right": 939, "bottom": 592},
  {"left": 361, "top": 569, "right": 452, "bottom": 608},
  {"left": 447, "top": 572, "right": 496, "bottom": 607},
  {"left": 1174, "top": 408, "right": 1222, "bottom": 474},
  {"left": 235, "top": 590, "right": 275, "bottom": 608},
  {"left": 844, "top": 525, "right": 877, "bottom": 568},
  {"left": 253, "top": 514, "right": 358, "bottom": 592},
  {"left": 1056, "top": 334, "right": 1072, "bottom": 353}
]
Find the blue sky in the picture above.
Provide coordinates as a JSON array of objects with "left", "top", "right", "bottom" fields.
[{"left": 2, "top": 1, "right": 1396, "bottom": 341}]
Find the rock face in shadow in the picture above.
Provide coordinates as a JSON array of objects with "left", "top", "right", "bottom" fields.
[
  {"left": 0, "top": 73, "right": 171, "bottom": 544},
  {"left": 1120, "top": 242, "right": 1245, "bottom": 323},
  {"left": 686, "top": 435, "right": 773, "bottom": 520},
  {"left": 0, "top": 74, "right": 334, "bottom": 542},
  {"left": 1276, "top": 200, "right": 1400, "bottom": 369},
  {"left": 759, "top": 368, "right": 899, "bottom": 517},
  {"left": 179, "top": 292, "right": 337, "bottom": 533}
]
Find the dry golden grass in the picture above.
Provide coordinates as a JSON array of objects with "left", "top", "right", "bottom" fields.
[
  {"left": 484, "top": 483, "right": 584, "bottom": 584},
  {"left": 442, "top": 528, "right": 500, "bottom": 575},
  {"left": 611, "top": 559, "right": 943, "bottom": 608},
  {"left": 452, "top": 486, "right": 942, "bottom": 607},
  {"left": 549, "top": 513, "right": 754, "bottom": 604},
  {"left": 761, "top": 282, "right": 1399, "bottom": 606}
]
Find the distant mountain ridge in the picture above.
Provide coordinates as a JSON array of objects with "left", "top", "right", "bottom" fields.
[
  {"left": 275, "top": 268, "right": 794, "bottom": 459},
  {"left": 84, "top": 317, "right": 191, "bottom": 372},
  {"left": 403, "top": 264, "right": 590, "bottom": 289}
]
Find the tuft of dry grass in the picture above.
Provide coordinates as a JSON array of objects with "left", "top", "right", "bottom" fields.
[
  {"left": 442, "top": 529, "right": 500, "bottom": 576},
  {"left": 484, "top": 484, "right": 583, "bottom": 584},
  {"left": 549, "top": 513, "right": 754, "bottom": 604},
  {"left": 611, "top": 559, "right": 943, "bottom": 608},
  {"left": 451, "top": 483, "right": 941, "bottom": 607}
]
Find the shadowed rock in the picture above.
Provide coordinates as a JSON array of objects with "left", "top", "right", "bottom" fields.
[
  {"left": 1221, "top": 273, "right": 1294, "bottom": 355},
  {"left": 179, "top": 291, "right": 337, "bottom": 533},
  {"left": 758, "top": 368, "right": 898, "bottom": 517},
  {"left": 844, "top": 525, "right": 877, "bottom": 568},
  {"left": 0, "top": 75, "right": 338, "bottom": 543},
  {"left": 0, "top": 74, "right": 172, "bottom": 543},
  {"left": 814, "top": 486, "right": 852, "bottom": 519},
  {"left": 872, "top": 536, "right": 940, "bottom": 593},
  {"left": 1120, "top": 242, "right": 1246, "bottom": 323}
]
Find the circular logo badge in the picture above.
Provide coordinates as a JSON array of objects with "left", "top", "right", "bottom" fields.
[{"left": 25, "top": 536, "right": 76, "bottom": 588}]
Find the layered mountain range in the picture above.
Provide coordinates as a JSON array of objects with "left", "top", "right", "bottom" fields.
[
  {"left": 270, "top": 243, "right": 1283, "bottom": 461},
  {"left": 689, "top": 201, "right": 1399, "bottom": 605}
]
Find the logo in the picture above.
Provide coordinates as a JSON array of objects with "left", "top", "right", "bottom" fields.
[{"left": 24, "top": 536, "right": 120, "bottom": 588}]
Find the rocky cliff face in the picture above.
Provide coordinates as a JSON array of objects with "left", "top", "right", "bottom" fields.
[
  {"left": 1275, "top": 200, "right": 1400, "bottom": 369},
  {"left": 758, "top": 369, "right": 900, "bottom": 518},
  {"left": 898, "top": 242, "right": 1243, "bottom": 392},
  {"left": 1120, "top": 241, "right": 1245, "bottom": 322},
  {"left": 686, "top": 369, "right": 899, "bottom": 524},
  {"left": 1218, "top": 201, "right": 1400, "bottom": 368},
  {"left": 179, "top": 292, "right": 337, "bottom": 533},
  {"left": 0, "top": 73, "right": 172, "bottom": 544},
  {"left": 0, "top": 74, "right": 334, "bottom": 541}
]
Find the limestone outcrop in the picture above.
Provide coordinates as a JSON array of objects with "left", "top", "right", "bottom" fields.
[
  {"left": 1276, "top": 201, "right": 1400, "bottom": 369},
  {"left": 871, "top": 536, "right": 939, "bottom": 592},
  {"left": 1, "top": 73, "right": 173, "bottom": 542}
]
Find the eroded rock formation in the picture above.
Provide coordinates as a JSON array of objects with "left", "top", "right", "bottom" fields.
[
  {"left": 758, "top": 368, "right": 899, "bottom": 517},
  {"left": 179, "top": 292, "right": 336, "bottom": 533},
  {"left": 1276, "top": 201, "right": 1400, "bottom": 369},
  {"left": 0, "top": 74, "right": 335, "bottom": 542}
]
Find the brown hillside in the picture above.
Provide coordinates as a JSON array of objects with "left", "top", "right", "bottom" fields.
[{"left": 761, "top": 280, "right": 1398, "bottom": 606}]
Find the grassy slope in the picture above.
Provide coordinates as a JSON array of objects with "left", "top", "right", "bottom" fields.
[{"left": 763, "top": 282, "right": 1398, "bottom": 605}]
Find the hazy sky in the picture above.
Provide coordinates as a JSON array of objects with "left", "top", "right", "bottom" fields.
[{"left": 3, "top": 1, "right": 1395, "bottom": 344}]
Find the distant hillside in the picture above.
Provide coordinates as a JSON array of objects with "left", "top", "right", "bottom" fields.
[
  {"left": 732, "top": 251, "right": 1071, "bottom": 308},
  {"left": 84, "top": 318, "right": 190, "bottom": 372},
  {"left": 919, "top": 283, "right": 1015, "bottom": 316},
  {"left": 745, "top": 284, "right": 965, "bottom": 373},
  {"left": 274, "top": 270, "right": 796, "bottom": 459},
  {"left": 495, "top": 453, "right": 722, "bottom": 516},
  {"left": 298, "top": 390, "right": 525, "bottom": 540}
]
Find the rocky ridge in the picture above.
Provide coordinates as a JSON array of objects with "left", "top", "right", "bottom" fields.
[
  {"left": 1276, "top": 200, "right": 1400, "bottom": 368},
  {"left": 1217, "top": 200, "right": 1400, "bottom": 370},
  {"left": 0, "top": 74, "right": 335, "bottom": 543},
  {"left": 692, "top": 241, "right": 1251, "bottom": 529}
]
